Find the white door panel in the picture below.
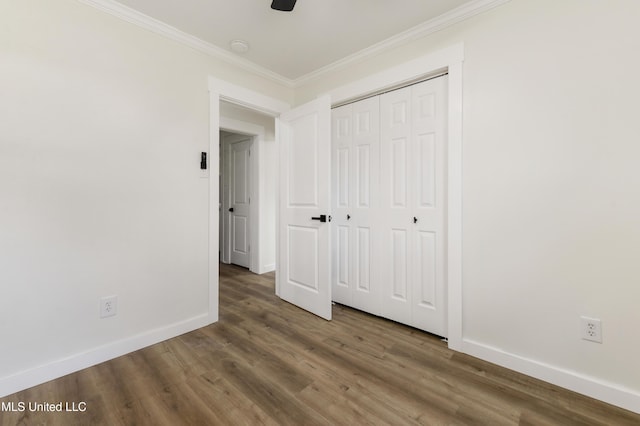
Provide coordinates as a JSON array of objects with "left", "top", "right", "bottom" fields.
[
  {"left": 356, "top": 145, "right": 371, "bottom": 208},
  {"left": 350, "top": 97, "right": 381, "bottom": 314},
  {"left": 380, "top": 87, "right": 413, "bottom": 323},
  {"left": 278, "top": 96, "right": 332, "bottom": 320},
  {"left": 380, "top": 77, "right": 448, "bottom": 337},
  {"left": 410, "top": 77, "right": 447, "bottom": 336},
  {"left": 337, "top": 225, "right": 350, "bottom": 288},
  {"left": 331, "top": 97, "right": 381, "bottom": 314},
  {"left": 355, "top": 227, "right": 371, "bottom": 293},
  {"left": 331, "top": 104, "right": 353, "bottom": 305},
  {"left": 229, "top": 138, "right": 251, "bottom": 268}
]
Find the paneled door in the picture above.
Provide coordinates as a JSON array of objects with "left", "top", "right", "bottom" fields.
[
  {"left": 331, "top": 96, "right": 381, "bottom": 314},
  {"left": 229, "top": 138, "right": 252, "bottom": 268},
  {"left": 278, "top": 95, "right": 332, "bottom": 320},
  {"left": 380, "top": 76, "right": 448, "bottom": 337},
  {"left": 410, "top": 78, "right": 447, "bottom": 335},
  {"left": 380, "top": 85, "right": 414, "bottom": 326}
]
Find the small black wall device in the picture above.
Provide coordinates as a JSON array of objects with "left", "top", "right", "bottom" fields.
[{"left": 200, "top": 152, "right": 207, "bottom": 170}]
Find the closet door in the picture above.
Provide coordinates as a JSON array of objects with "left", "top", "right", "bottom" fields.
[
  {"left": 331, "top": 97, "right": 381, "bottom": 314},
  {"left": 380, "top": 86, "right": 414, "bottom": 325},
  {"left": 380, "top": 76, "right": 448, "bottom": 336},
  {"left": 350, "top": 97, "right": 380, "bottom": 314},
  {"left": 410, "top": 77, "right": 447, "bottom": 337},
  {"left": 331, "top": 104, "right": 353, "bottom": 305}
]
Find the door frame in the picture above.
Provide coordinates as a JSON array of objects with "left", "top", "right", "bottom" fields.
[
  {"left": 207, "top": 79, "right": 290, "bottom": 323},
  {"left": 208, "top": 42, "right": 463, "bottom": 350},
  {"left": 219, "top": 120, "right": 264, "bottom": 274}
]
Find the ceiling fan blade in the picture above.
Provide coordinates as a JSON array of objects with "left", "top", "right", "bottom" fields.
[{"left": 271, "top": 0, "right": 297, "bottom": 12}]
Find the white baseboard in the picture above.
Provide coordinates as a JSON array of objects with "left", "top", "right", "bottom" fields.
[
  {"left": 462, "top": 339, "right": 640, "bottom": 414},
  {"left": 0, "top": 312, "right": 216, "bottom": 398},
  {"left": 261, "top": 263, "right": 276, "bottom": 274}
]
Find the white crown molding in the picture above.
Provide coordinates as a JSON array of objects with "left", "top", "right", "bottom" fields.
[
  {"left": 77, "top": 0, "right": 295, "bottom": 88},
  {"left": 78, "top": 0, "right": 510, "bottom": 90},
  {"left": 292, "top": 0, "right": 512, "bottom": 86}
]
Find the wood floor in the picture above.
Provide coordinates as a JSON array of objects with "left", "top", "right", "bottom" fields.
[{"left": 1, "top": 264, "right": 639, "bottom": 425}]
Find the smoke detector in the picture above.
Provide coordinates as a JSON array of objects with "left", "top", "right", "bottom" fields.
[{"left": 229, "top": 39, "right": 250, "bottom": 54}]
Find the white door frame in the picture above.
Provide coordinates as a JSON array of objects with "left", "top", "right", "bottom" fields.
[
  {"left": 219, "top": 119, "right": 265, "bottom": 274},
  {"left": 207, "top": 79, "right": 291, "bottom": 323},
  {"left": 208, "top": 42, "right": 463, "bottom": 350}
]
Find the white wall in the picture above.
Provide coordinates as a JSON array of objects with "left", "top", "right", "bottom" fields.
[
  {"left": 220, "top": 102, "right": 277, "bottom": 273},
  {"left": 0, "top": 0, "right": 291, "bottom": 395},
  {"left": 297, "top": 0, "right": 640, "bottom": 410},
  {"left": 3, "top": 0, "right": 639, "bottom": 412}
]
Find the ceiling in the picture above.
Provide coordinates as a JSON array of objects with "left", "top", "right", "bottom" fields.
[{"left": 105, "top": 0, "right": 481, "bottom": 82}]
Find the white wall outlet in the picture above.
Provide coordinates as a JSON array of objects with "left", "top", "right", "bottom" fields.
[
  {"left": 100, "top": 295, "right": 118, "bottom": 318},
  {"left": 580, "top": 316, "right": 602, "bottom": 343}
]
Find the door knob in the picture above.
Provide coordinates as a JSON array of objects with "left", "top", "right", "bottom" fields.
[
  {"left": 347, "top": 214, "right": 351, "bottom": 220},
  {"left": 413, "top": 217, "right": 418, "bottom": 224},
  {"left": 229, "top": 207, "right": 234, "bottom": 212}
]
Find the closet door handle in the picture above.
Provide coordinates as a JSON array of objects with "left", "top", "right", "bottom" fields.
[
  {"left": 413, "top": 217, "right": 418, "bottom": 224},
  {"left": 347, "top": 214, "right": 351, "bottom": 220},
  {"left": 229, "top": 207, "right": 234, "bottom": 212}
]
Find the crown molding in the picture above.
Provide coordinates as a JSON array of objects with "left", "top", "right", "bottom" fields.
[
  {"left": 292, "top": 0, "right": 512, "bottom": 86},
  {"left": 77, "top": 0, "right": 295, "bottom": 88},
  {"left": 78, "top": 0, "right": 511, "bottom": 90}
]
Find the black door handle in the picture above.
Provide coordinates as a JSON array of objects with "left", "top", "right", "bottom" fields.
[
  {"left": 311, "top": 214, "right": 327, "bottom": 223},
  {"left": 347, "top": 214, "right": 351, "bottom": 220},
  {"left": 413, "top": 217, "right": 418, "bottom": 224},
  {"left": 229, "top": 207, "right": 234, "bottom": 212}
]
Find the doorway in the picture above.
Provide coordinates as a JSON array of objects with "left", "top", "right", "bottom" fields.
[{"left": 218, "top": 101, "right": 278, "bottom": 275}]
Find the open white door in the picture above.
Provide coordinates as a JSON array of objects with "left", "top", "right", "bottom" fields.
[{"left": 277, "top": 95, "right": 332, "bottom": 320}]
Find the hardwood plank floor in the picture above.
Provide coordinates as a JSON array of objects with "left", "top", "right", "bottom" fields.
[{"left": 1, "top": 263, "right": 639, "bottom": 425}]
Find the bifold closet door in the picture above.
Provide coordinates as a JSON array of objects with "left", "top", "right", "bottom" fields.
[
  {"left": 379, "top": 77, "right": 447, "bottom": 337},
  {"left": 331, "top": 96, "right": 381, "bottom": 314}
]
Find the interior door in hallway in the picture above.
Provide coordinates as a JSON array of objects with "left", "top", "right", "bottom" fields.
[{"left": 229, "top": 137, "right": 252, "bottom": 268}]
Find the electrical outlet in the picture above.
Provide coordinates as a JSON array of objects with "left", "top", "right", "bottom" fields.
[
  {"left": 580, "top": 316, "right": 602, "bottom": 343},
  {"left": 100, "top": 295, "right": 118, "bottom": 318}
]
